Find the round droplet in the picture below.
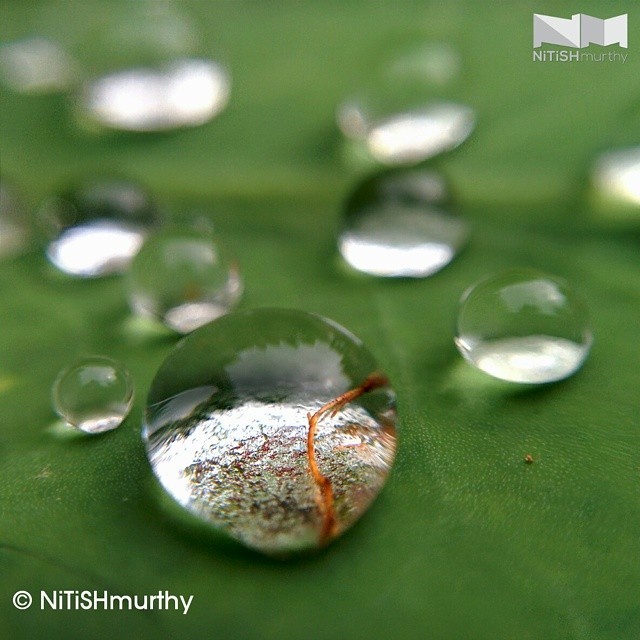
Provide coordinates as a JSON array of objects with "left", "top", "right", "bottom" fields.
[
  {"left": 338, "top": 169, "right": 469, "bottom": 277},
  {"left": 143, "top": 308, "right": 397, "bottom": 554},
  {"left": 52, "top": 356, "right": 134, "bottom": 434},
  {"left": 127, "top": 228, "right": 243, "bottom": 334},
  {"left": 455, "top": 270, "right": 592, "bottom": 384},
  {"left": 0, "top": 180, "right": 31, "bottom": 259},
  {"left": 41, "top": 177, "right": 160, "bottom": 278},
  {"left": 337, "top": 44, "right": 474, "bottom": 165}
]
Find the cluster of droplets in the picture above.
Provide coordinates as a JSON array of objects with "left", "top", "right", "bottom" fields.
[
  {"left": 0, "top": 0, "right": 230, "bottom": 131},
  {"left": 4, "top": 10, "right": 631, "bottom": 556},
  {"left": 40, "top": 175, "right": 245, "bottom": 439},
  {"left": 332, "top": 43, "right": 601, "bottom": 387}
]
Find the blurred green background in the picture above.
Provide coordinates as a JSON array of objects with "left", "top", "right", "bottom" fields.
[{"left": 0, "top": 1, "right": 638, "bottom": 639}]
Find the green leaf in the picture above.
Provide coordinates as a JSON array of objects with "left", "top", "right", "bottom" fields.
[{"left": 1, "top": 1, "right": 638, "bottom": 638}]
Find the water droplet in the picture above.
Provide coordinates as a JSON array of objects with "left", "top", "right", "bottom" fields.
[
  {"left": 338, "top": 169, "right": 469, "bottom": 277},
  {"left": 0, "top": 180, "right": 31, "bottom": 258},
  {"left": 337, "top": 43, "right": 474, "bottom": 165},
  {"left": 0, "top": 37, "right": 80, "bottom": 94},
  {"left": 455, "top": 270, "right": 592, "bottom": 384},
  {"left": 77, "top": 58, "right": 230, "bottom": 132},
  {"left": 69, "top": 0, "right": 228, "bottom": 132},
  {"left": 590, "top": 146, "right": 640, "bottom": 223},
  {"left": 143, "top": 308, "right": 397, "bottom": 554},
  {"left": 127, "top": 228, "right": 243, "bottom": 334},
  {"left": 41, "top": 177, "right": 160, "bottom": 278},
  {"left": 52, "top": 356, "right": 134, "bottom": 434}
]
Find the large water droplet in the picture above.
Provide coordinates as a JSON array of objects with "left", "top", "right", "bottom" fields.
[
  {"left": 337, "top": 43, "right": 474, "bottom": 165},
  {"left": 52, "top": 356, "right": 134, "bottom": 434},
  {"left": 143, "top": 308, "right": 397, "bottom": 554},
  {"left": 127, "top": 228, "right": 243, "bottom": 334},
  {"left": 41, "top": 177, "right": 160, "bottom": 278},
  {"left": 455, "top": 270, "right": 592, "bottom": 384},
  {"left": 338, "top": 169, "right": 469, "bottom": 277}
]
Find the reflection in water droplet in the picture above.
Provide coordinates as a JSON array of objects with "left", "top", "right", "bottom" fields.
[
  {"left": 592, "top": 147, "right": 640, "bottom": 204},
  {"left": 127, "top": 228, "right": 243, "bottom": 333},
  {"left": 455, "top": 270, "right": 592, "bottom": 384},
  {"left": 52, "top": 356, "right": 134, "bottom": 434},
  {"left": 0, "top": 37, "right": 79, "bottom": 94},
  {"left": 366, "top": 104, "right": 475, "bottom": 165},
  {"left": 590, "top": 147, "right": 640, "bottom": 221},
  {"left": 143, "top": 308, "right": 397, "bottom": 554},
  {"left": 338, "top": 169, "right": 468, "bottom": 277},
  {"left": 41, "top": 177, "right": 159, "bottom": 277},
  {"left": 337, "top": 43, "right": 474, "bottom": 165},
  {"left": 0, "top": 181, "right": 31, "bottom": 258},
  {"left": 78, "top": 59, "right": 230, "bottom": 132}
]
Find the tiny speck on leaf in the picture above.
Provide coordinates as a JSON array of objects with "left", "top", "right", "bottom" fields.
[{"left": 524, "top": 454, "right": 534, "bottom": 464}]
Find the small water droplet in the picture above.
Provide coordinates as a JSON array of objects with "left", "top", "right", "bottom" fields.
[
  {"left": 337, "top": 43, "right": 474, "bottom": 165},
  {"left": 143, "top": 308, "right": 397, "bottom": 554},
  {"left": 0, "top": 36, "right": 80, "bottom": 94},
  {"left": 338, "top": 169, "right": 469, "bottom": 277},
  {"left": 590, "top": 146, "right": 640, "bottom": 223},
  {"left": 127, "top": 228, "right": 242, "bottom": 334},
  {"left": 455, "top": 269, "right": 592, "bottom": 384},
  {"left": 52, "top": 356, "right": 134, "bottom": 434},
  {"left": 0, "top": 180, "right": 31, "bottom": 259},
  {"left": 41, "top": 177, "right": 160, "bottom": 278}
]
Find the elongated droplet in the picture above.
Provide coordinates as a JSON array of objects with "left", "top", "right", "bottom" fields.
[{"left": 78, "top": 59, "right": 230, "bottom": 132}]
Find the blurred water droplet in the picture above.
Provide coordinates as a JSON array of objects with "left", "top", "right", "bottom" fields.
[
  {"left": 0, "top": 181, "right": 31, "bottom": 259},
  {"left": 337, "top": 42, "right": 474, "bottom": 165},
  {"left": 0, "top": 37, "right": 80, "bottom": 94},
  {"left": 52, "top": 356, "right": 134, "bottom": 434},
  {"left": 143, "top": 308, "right": 396, "bottom": 554},
  {"left": 78, "top": 59, "right": 230, "bottom": 132},
  {"left": 338, "top": 169, "right": 468, "bottom": 277},
  {"left": 590, "top": 147, "right": 640, "bottom": 223},
  {"left": 71, "top": 1, "right": 230, "bottom": 132},
  {"left": 455, "top": 270, "right": 593, "bottom": 384},
  {"left": 127, "top": 228, "right": 242, "bottom": 333},
  {"left": 41, "top": 177, "right": 160, "bottom": 278}
]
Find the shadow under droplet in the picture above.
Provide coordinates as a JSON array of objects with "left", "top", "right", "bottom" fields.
[
  {"left": 44, "top": 419, "right": 126, "bottom": 441},
  {"left": 45, "top": 419, "right": 87, "bottom": 440},
  {"left": 440, "top": 358, "right": 568, "bottom": 405},
  {"left": 119, "top": 315, "right": 178, "bottom": 345}
]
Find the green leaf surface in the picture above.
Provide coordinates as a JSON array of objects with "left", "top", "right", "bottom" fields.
[{"left": 1, "top": 2, "right": 639, "bottom": 639}]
